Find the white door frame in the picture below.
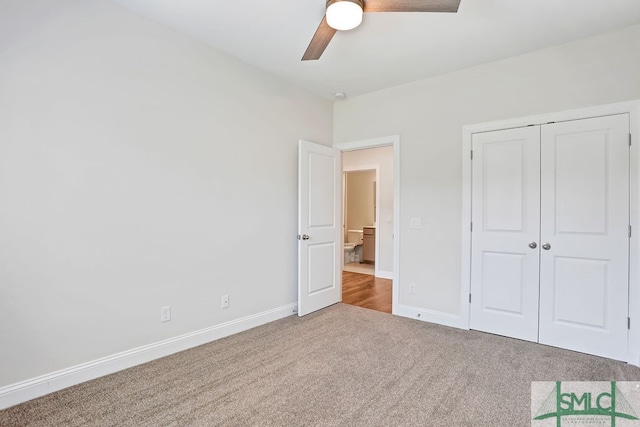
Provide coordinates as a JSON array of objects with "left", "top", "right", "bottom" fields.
[
  {"left": 334, "top": 135, "right": 401, "bottom": 315},
  {"left": 343, "top": 165, "right": 381, "bottom": 276},
  {"left": 461, "top": 100, "right": 640, "bottom": 365}
]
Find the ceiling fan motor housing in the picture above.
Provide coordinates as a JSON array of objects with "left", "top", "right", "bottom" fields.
[
  {"left": 326, "top": 0, "right": 365, "bottom": 31},
  {"left": 326, "top": 0, "right": 364, "bottom": 9}
]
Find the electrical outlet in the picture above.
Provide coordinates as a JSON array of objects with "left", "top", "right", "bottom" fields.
[
  {"left": 221, "top": 295, "right": 229, "bottom": 309},
  {"left": 160, "top": 306, "right": 171, "bottom": 322},
  {"left": 409, "top": 283, "right": 416, "bottom": 294},
  {"left": 410, "top": 218, "right": 422, "bottom": 229}
]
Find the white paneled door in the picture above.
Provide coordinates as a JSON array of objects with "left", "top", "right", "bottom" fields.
[
  {"left": 538, "top": 115, "right": 630, "bottom": 360},
  {"left": 470, "top": 126, "right": 541, "bottom": 342},
  {"left": 298, "top": 140, "right": 342, "bottom": 316},
  {"left": 470, "top": 114, "right": 630, "bottom": 360}
]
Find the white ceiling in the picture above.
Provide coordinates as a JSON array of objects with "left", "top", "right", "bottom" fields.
[{"left": 111, "top": 0, "right": 640, "bottom": 100}]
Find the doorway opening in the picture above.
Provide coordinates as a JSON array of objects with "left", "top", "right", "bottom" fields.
[
  {"left": 296, "top": 136, "right": 399, "bottom": 318},
  {"left": 340, "top": 145, "right": 394, "bottom": 314},
  {"left": 343, "top": 168, "right": 376, "bottom": 275}
]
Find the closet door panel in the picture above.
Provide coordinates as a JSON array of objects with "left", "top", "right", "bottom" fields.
[
  {"left": 470, "top": 127, "right": 541, "bottom": 342},
  {"left": 538, "top": 114, "right": 629, "bottom": 361}
]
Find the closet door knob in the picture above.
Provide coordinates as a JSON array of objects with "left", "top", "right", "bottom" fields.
[
  {"left": 528, "top": 242, "right": 537, "bottom": 249},
  {"left": 542, "top": 243, "right": 551, "bottom": 250}
]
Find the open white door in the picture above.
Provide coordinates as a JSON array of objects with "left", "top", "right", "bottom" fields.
[{"left": 298, "top": 140, "right": 342, "bottom": 316}]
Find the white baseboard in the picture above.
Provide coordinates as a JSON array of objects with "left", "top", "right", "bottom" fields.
[
  {"left": 0, "top": 303, "right": 297, "bottom": 410},
  {"left": 397, "top": 304, "right": 467, "bottom": 329},
  {"left": 375, "top": 269, "right": 393, "bottom": 279}
]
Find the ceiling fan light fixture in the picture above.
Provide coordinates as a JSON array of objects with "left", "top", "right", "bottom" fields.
[{"left": 326, "top": 0, "right": 363, "bottom": 31}]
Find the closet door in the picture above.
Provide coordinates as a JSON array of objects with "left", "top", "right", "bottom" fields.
[
  {"left": 470, "top": 127, "right": 541, "bottom": 342},
  {"left": 538, "top": 114, "right": 629, "bottom": 361}
]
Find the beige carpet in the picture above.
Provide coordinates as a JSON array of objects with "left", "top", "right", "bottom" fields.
[{"left": 2, "top": 303, "right": 639, "bottom": 426}]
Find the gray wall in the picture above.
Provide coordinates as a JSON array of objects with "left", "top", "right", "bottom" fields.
[
  {"left": 335, "top": 24, "right": 640, "bottom": 315},
  {"left": 3, "top": 0, "right": 640, "bottom": 396},
  {"left": 0, "top": 0, "right": 332, "bottom": 387}
]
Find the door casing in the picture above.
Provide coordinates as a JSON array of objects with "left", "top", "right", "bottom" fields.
[{"left": 334, "top": 136, "right": 401, "bottom": 315}]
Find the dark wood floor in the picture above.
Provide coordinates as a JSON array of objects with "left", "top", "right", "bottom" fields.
[{"left": 342, "top": 271, "right": 392, "bottom": 313}]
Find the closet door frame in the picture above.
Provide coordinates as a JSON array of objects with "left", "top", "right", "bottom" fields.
[{"left": 461, "top": 99, "right": 640, "bottom": 365}]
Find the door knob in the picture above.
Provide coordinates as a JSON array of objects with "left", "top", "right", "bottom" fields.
[
  {"left": 542, "top": 243, "right": 551, "bottom": 250},
  {"left": 298, "top": 234, "right": 310, "bottom": 241},
  {"left": 528, "top": 242, "right": 537, "bottom": 249}
]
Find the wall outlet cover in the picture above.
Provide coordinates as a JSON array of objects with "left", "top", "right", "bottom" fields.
[{"left": 160, "top": 306, "right": 171, "bottom": 322}]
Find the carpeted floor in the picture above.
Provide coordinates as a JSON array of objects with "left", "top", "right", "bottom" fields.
[{"left": 2, "top": 303, "right": 639, "bottom": 426}]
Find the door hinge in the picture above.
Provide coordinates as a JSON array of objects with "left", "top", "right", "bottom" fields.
[
  {"left": 628, "top": 317, "right": 631, "bottom": 330},
  {"left": 469, "top": 293, "right": 472, "bottom": 303},
  {"left": 297, "top": 234, "right": 301, "bottom": 240},
  {"left": 630, "top": 134, "right": 632, "bottom": 147},
  {"left": 470, "top": 150, "right": 473, "bottom": 160},
  {"left": 470, "top": 222, "right": 473, "bottom": 232},
  {"left": 629, "top": 225, "right": 632, "bottom": 238}
]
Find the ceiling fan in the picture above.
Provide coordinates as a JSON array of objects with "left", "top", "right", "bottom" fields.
[{"left": 302, "top": 0, "right": 461, "bottom": 61}]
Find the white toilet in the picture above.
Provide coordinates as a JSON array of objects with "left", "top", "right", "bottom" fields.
[{"left": 344, "top": 230, "right": 363, "bottom": 265}]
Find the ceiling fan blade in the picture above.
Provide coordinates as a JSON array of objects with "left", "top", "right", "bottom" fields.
[
  {"left": 363, "top": 0, "right": 460, "bottom": 13},
  {"left": 302, "top": 16, "right": 337, "bottom": 61}
]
